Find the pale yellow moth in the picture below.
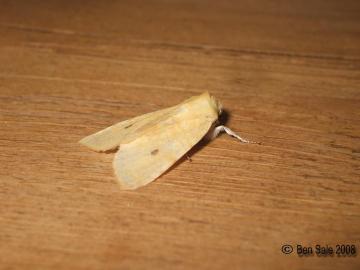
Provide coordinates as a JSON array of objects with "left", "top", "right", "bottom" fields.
[{"left": 80, "top": 92, "right": 253, "bottom": 190}]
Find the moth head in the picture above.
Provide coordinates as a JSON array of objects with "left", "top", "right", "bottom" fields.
[
  {"left": 209, "top": 93, "right": 223, "bottom": 115},
  {"left": 185, "top": 92, "right": 223, "bottom": 117}
]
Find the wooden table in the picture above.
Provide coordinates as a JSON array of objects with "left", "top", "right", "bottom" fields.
[{"left": 1, "top": 1, "right": 359, "bottom": 269}]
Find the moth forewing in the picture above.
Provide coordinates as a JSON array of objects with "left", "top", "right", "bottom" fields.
[{"left": 113, "top": 97, "right": 219, "bottom": 189}]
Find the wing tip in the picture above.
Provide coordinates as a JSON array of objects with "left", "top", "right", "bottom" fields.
[
  {"left": 79, "top": 136, "right": 120, "bottom": 153},
  {"left": 112, "top": 149, "right": 162, "bottom": 190},
  {"left": 112, "top": 154, "right": 141, "bottom": 190},
  {"left": 79, "top": 137, "right": 102, "bottom": 152},
  {"left": 113, "top": 171, "right": 144, "bottom": 190}
]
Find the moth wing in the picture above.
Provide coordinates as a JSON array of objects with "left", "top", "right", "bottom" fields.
[
  {"left": 79, "top": 105, "right": 177, "bottom": 152},
  {"left": 113, "top": 117, "right": 214, "bottom": 190}
]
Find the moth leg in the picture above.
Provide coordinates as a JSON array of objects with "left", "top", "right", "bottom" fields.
[{"left": 212, "top": 125, "right": 260, "bottom": 144}]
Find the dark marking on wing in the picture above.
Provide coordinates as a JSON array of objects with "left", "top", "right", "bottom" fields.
[
  {"left": 151, "top": 149, "right": 159, "bottom": 155},
  {"left": 125, "top": 123, "right": 133, "bottom": 129}
]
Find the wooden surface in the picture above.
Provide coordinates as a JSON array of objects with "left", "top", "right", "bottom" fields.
[{"left": 0, "top": 1, "right": 359, "bottom": 269}]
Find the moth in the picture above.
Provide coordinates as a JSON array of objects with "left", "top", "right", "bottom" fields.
[{"left": 80, "top": 92, "right": 255, "bottom": 190}]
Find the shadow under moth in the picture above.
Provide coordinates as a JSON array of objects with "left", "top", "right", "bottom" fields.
[{"left": 80, "top": 92, "right": 256, "bottom": 190}]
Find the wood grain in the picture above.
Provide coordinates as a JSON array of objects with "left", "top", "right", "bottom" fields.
[{"left": 0, "top": 1, "right": 359, "bottom": 269}]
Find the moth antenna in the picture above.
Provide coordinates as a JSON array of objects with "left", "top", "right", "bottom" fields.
[{"left": 212, "top": 125, "right": 261, "bottom": 144}]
